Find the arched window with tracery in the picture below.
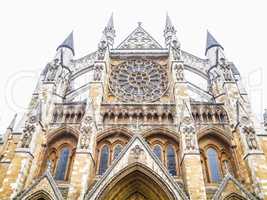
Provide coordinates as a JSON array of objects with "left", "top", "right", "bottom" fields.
[
  {"left": 207, "top": 147, "right": 221, "bottom": 182},
  {"left": 153, "top": 145, "right": 162, "bottom": 161},
  {"left": 167, "top": 144, "right": 177, "bottom": 176},
  {"left": 54, "top": 147, "right": 70, "bottom": 180},
  {"left": 99, "top": 145, "right": 109, "bottom": 175},
  {"left": 113, "top": 144, "right": 122, "bottom": 160}
]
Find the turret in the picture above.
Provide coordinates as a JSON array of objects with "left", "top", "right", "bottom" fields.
[
  {"left": 205, "top": 31, "right": 225, "bottom": 67},
  {"left": 55, "top": 31, "right": 74, "bottom": 67}
]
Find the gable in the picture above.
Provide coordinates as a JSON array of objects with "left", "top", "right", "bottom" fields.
[
  {"left": 212, "top": 173, "right": 257, "bottom": 200},
  {"left": 85, "top": 135, "right": 188, "bottom": 200},
  {"left": 116, "top": 24, "right": 163, "bottom": 49},
  {"left": 15, "top": 171, "right": 63, "bottom": 200}
]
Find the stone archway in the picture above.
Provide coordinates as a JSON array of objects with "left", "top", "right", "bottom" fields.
[
  {"left": 24, "top": 190, "right": 53, "bottom": 200},
  {"left": 97, "top": 163, "right": 176, "bottom": 200}
]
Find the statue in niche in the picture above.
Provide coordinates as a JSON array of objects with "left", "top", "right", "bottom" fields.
[
  {"left": 79, "top": 116, "right": 93, "bottom": 149},
  {"left": 93, "top": 64, "right": 103, "bottom": 81},
  {"left": 183, "top": 125, "right": 195, "bottom": 150},
  {"left": 171, "top": 36, "right": 181, "bottom": 61},
  {"left": 174, "top": 64, "right": 184, "bottom": 81},
  {"left": 220, "top": 58, "right": 233, "bottom": 81},
  {"left": 97, "top": 37, "right": 108, "bottom": 60},
  {"left": 243, "top": 126, "right": 258, "bottom": 150},
  {"left": 45, "top": 58, "right": 61, "bottom": 81},
  {"left": 21, "top": 117, "right": 36, "bottom": 148}
]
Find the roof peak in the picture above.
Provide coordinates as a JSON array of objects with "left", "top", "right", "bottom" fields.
[
  {"left": 56, "top": 31, "right": 75, "bottom": 55},
  {"left": 205, "top": 30, "right": 223, "bottom": 55},
  {"left": 116, "top": 23, "right": 162, "bottom": 49}
]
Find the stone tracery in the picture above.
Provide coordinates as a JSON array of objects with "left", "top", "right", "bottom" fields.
[{"left": 109, "top": 59, "right": 168, "bottom": 102}]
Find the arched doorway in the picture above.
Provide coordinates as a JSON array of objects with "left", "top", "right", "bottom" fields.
[{"left": 97, "top": 163, "right": 176, "bottom": 200}]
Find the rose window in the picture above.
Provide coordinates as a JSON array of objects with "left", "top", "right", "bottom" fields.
[{"left": 109, "top": 59, "right": 168, "bottom": 102}]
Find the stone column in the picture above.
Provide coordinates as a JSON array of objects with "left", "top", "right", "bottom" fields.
[{"left": 171, "top": 60, "right": 207, "bottom": 200}]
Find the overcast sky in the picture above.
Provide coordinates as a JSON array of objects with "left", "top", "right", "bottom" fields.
[{"left": 0, "top": 0, "right": 266, "bottom": 134}]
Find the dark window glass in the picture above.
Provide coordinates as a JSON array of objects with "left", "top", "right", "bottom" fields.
[
  {"left": 54, "top": 147, "right": 69, "bottom": 180},
  {"left": 113, "top": 145, "right": 122, "bottom": 160},
  {"left": 153, "top": 145, "right": 162, "bottom": 161},
  {"left": 99, "top": 145, "right": 109, "bottom": 175},
  {"left": 167, "top": 145, "right": 177, "bottom": 176},
  {"left": 207, "top": 148, "right": 221, "bottom": 182}
]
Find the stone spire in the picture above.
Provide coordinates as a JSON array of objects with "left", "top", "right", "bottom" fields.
[
  {"left": 56, "top": 31, "right": 75, "bottom": 56},
  {"left": 205, "top": 30, "right": 223, "bottom": 55},
  {"left": 7, "top": 113, "right": 17, "bottom": 130},
  {"left": 164, "top": 13, "right": 178, "bottom": 48},
  {"left": 103, "top": 13, "right": 116, "bottom": 47}
]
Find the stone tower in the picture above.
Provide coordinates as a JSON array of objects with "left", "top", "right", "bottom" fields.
[{"left": 0, "top": 14, "right": 267, "bottom": 200}]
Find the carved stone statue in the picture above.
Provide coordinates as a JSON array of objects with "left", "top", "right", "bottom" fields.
[
  {"left": 79, "top": 116, "right": 93, "bottom": 149},
  {"left": 220, "top": 58, "right": 233, "bottom": 81},
  {"left": 21, "top": 118, "right": 36, "bottom": 148},
  {"left": 243, "top": 126, "right": 258, "bottom": 150},
  {"left": 93, "top": 64, "right": 103, "bottom": 81},
  {"left": 97, "top": 38, "right": 108, "bottom": 60},
  {"left": 45, "top": 58, "right": 61, "bottom": 81},
  {"left": 171, "top": 36, "right": 181, "bottom": 61},
  {"left": 183, "top": 125, "right": 195, "bottom": 150},
  {"left": 174, "top": 64, "right": 184, "bottom": 81}
]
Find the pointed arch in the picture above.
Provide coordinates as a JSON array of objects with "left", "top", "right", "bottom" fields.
[
  {"left": 93, "top": 163, "right": 178, "bottom": 200},
  {"left": 24, "top": 190, "right": 53, "bottom": 200},
  {"left": 98, "top": 145, "right": 109, "bottom": 175},
  {"left": 224, "top": 193, "right": 247, "bottom": 200}
]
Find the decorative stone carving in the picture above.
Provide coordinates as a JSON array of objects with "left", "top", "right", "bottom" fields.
[
  {"left": 79, "top": 116, "right": 93, "bottom": 149},
  {"left": 131, "top": 145, "right": 144, "bottom": 159},
  {"left": 220, "top": 58, "right": 233, "bottom": 81},
  {"left": 97, "top": 38, "right": 108, "bottom": 60},
  {"left": 243, "top": 126, "right": 258, "bottom": 150},
  {"left": 93, "top": 64, "right": 103, "bottom": 81},
  {"left": 21, "top": 116, "right": 36, "bottom": 148},
  {"left": 44, "top": 58, "right": 61, "bottom": 81},
  {"left": 174, "top": 64, "right": 184, "bottom": 81},
  {"left": 109, "top": 59, "right": 168, "bottom": 102},
  {"left": 183, "top": 125, "right": 196, "bottom": 150},
  {"left": 171, "top": 36, "right": 181, "bottom": 61}
]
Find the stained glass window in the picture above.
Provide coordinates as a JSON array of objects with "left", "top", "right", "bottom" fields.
[
  {"left": 99, "top": 145, "right": 109, "bottom": 175},
  {"left": 167, "top": 145, "right": 177, "bottom": 176},
  {"left": 113, "top": 145, "right": 122, "bottom": 160},
  {"left": 207, "top": 148, "right": 221, "bottom": 182},
  {"left": 153, "top": 145, "right": 162, "bottom": 161},
  {"left": 54, "top": 147, "right": 70, "bottom": 180}
]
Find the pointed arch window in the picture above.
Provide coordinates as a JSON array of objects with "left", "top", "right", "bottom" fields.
[
  {"left": 153, "top": 145, "right": 162, "bottom": 161},
  {"left": 167, "top": 145, "right": 177, "bottom": 176},
  {"left": 54, "top": 147, "right": 70, "bottom": 180},
  {"left": 99, "top": 145, "right": 109, "bottom": 175},
  {"left": 113, "top": 144, "right": 122, "bottom": 160},
  {"left": 207, "top": 148, "right": 221, "bottom": 182}
]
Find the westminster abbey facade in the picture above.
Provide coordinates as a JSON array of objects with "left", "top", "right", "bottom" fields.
[{"left": 1, "top": 14, "right": 267, "bottom": 200}]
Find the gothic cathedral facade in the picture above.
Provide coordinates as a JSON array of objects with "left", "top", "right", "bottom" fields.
[{"left": 0, "top": 14, "right": 267, "bottom": 200}]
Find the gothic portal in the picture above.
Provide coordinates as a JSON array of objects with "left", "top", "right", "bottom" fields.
[{"left": 1, "top": 14, "right": 267, "bottom": 200}]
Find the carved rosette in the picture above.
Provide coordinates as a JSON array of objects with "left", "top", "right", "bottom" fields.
[{"left": 109, "top": 59, "right": 168, "bottom": 103}]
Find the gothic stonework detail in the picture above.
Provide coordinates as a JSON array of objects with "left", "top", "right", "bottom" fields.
[
  {"left": 109, "top": 59, "right": 168, "bottom": 102},
  {"left": 0, "top": 16, "right": 265, "bottom": 200}
]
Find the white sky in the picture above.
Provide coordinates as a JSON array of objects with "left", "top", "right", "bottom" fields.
[{"left": 0, "top": 0, "right": 266, "bottom": 134}]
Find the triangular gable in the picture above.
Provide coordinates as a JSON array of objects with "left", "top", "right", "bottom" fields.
[
  {"left": 116, "top": 24, "right": 163, "bottom": 49},
  {"left": 212, "top": 173, "right": 257, "bottom": 200},
  {"left": 85, "top": 135, "right": 188, "bottom": 200},
  {"left": 15, "top": 171, "right": 63, "bottom": 200}
]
